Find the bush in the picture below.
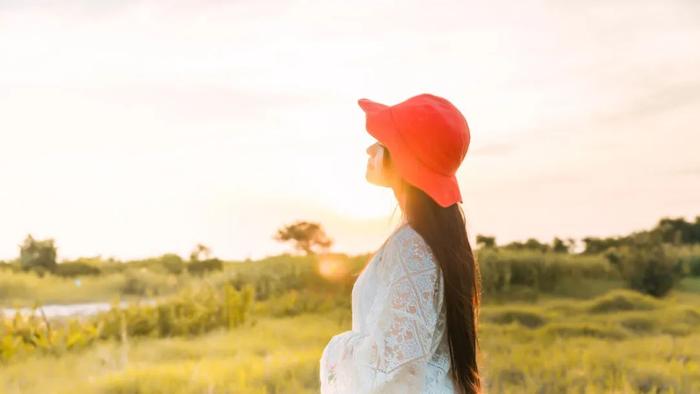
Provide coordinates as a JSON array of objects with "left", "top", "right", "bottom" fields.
[
  {"left": 0, "top": 307, "right": 102, "bottom": 362},
  {"left": 159, "top": 254, "right": 185, "bottom": 275},
  {"left": 119, "top": 269, "right": 174, "bottom": 297},
  {"left": 187, "top": 259, "right": 223, "bottom": 276},
  {"left": 605, "top": 238, "right": 682, "bottom": 297},
  {"left": 98, "top": 283, "right": 255, "bottom": 340}
]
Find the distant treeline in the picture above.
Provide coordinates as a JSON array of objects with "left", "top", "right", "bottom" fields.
[
  {"left": 478, "top": 216, "right": 700, "bottom": 298},
  {"left": 0, "top": 240, "right": 226, "bottom": 278},
  {"left": 477, "top": 215, "right": 700, "bottom": 254},
  {"left": 1, "top": 216, "right": 700, "bottom": 365},
  {"left": 0, "top": 215, "right": 699, "bottom": 300}
]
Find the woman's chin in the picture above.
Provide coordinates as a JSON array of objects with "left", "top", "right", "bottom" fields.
[
  {"left": 366, "top": 173, "right": 389, "bottom": 187},
  {"left": 365, "top": 172, "right": 379, "bottom": 186}
]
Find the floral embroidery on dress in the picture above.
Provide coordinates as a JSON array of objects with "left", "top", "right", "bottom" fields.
[{"left": 319, "top": 224, "right": 454, "bottom": 393}]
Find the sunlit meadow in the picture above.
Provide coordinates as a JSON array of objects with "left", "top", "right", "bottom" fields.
[{"left": 2, "top": 1, "right": 700, "bottom": 393}]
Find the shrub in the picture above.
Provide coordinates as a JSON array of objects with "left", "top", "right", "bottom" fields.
[
  {"left": 117, "top": 269, "right": 176, "bottom": 297},
  {"left": 605, "top": 238, "right": 682, "bottom": 297},
  {"left": 158, "top": 254, "right": 185, "bottom": 275},
  {"left": 0, "top": 308, "right": 102, "bottom": 362},
  {"left": 187, "top": 259, "right": 223, "bottom": 276},
  {"left": 98, "top": 283, "right": 255, "bottom": 340}
]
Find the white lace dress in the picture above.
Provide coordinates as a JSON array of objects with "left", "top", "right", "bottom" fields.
[{"left": 319, "top": 223, "right": 455, "bottom": 393}]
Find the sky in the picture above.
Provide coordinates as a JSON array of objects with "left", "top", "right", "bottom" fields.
[{"left": 1, "top": 0, "right": 699, "bottom": 262}]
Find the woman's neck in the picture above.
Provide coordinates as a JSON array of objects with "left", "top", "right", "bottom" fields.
[{"left": 391, "top": 183, "right": 407, "bottom": 214}]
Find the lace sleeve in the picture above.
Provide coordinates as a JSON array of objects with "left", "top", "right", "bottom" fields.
[{"left": 319, "top": 228, "right": 443, "bottom": 394}]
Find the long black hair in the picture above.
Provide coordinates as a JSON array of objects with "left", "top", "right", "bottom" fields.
[{"left": 386, "top": 148, "right": 482, "bottom": 394}]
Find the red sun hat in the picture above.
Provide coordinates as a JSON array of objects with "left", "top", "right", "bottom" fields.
[{"left": 358, "top": 93, "right": 470, "bottom": 208}]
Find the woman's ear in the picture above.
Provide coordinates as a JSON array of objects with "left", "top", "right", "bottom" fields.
[{"left": 372, "top": 144, "right": 386, "bottom": 172}]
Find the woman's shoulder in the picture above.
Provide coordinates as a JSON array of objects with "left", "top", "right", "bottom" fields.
[
  {"left": 383, "top": 223, "right": 438, "bottom": 271},
  {"left": 387, "top": 222, "right": 429, "bottom": 248}
]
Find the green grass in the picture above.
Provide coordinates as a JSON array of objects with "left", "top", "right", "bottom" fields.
[
  {"left": 0, "top": 312, "right": 349, "bottom": 394},
  {"left": 476, "top": 289, "right": 700, "bottom": 393},
  {"left": 2, "top": 247, "right": 700, "bottom": 393},
  {"left": 2, "top": 288, "right": 700, "bottom": 393}
]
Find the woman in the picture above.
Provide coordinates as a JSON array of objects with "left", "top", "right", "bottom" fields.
[{"left": 319, "top": 93, "right": 482, "bottom": 394}]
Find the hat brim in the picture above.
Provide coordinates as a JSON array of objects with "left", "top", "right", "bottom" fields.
[{"left": 357, "top": 98, "right": 462, "bottom": 208}]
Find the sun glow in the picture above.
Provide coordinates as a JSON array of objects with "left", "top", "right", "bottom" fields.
[{"left": 317, "top": 255, "right": 350, "bottom": 282}]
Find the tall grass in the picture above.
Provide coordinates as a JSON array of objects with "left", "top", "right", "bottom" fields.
[
  {"left": 0, "top": 283, "right": 254, "bottom": 363},
  {"left": 2, "top": 248, "right": 700, "bottom": 392},
  {"left": 1, "top": 290, "right": 699, "bottom": 393}
]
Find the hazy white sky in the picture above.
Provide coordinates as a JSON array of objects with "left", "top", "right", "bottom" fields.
[{"left": 1, "top": 0, "right": 699, "bottom": 261}]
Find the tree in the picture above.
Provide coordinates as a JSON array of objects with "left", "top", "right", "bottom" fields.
[
  {"left": 551, "top": 237, "right": 575, "bottom": 253},
  {"left": 19, "top": 234, "right": 57, "bottom": 275},
  {"left": 476, "top": 235, "right": 496, "bottom": 249},
  {"left": 582, "top": 236, "right": 624, "bottom": 254},
  {"left": 652, "top": 216, "right": 700, "bottom": 245},
  {"left": 274, "top": 220, "right": 333, "bottom": 255},
  {"left": 187, "top": 244, "right": 221, "bottom": 275},
  {"left": 504, "top": 238, "right": 549, "bottom": 252},
  {"left": 159, "top": 253, "right": 185, "bottom": 274},
  {"left": 552, "top": 238, "right": 566, "bottom": 253},
  {"left": 189, "top": 244, "right": 212, "bottom": 262}
]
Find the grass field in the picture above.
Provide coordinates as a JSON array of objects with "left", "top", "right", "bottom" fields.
[{"left": 2, "top": 281, "right": 699, "bottom": 394}]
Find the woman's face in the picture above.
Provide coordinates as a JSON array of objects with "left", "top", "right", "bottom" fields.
[{"left": 365, "top": 141, "right": 394, "bottom": 187}]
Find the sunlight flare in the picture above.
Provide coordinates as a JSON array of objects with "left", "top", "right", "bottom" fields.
[{"left": 317, "top": 255, "right": 349, "bottom": 281}]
